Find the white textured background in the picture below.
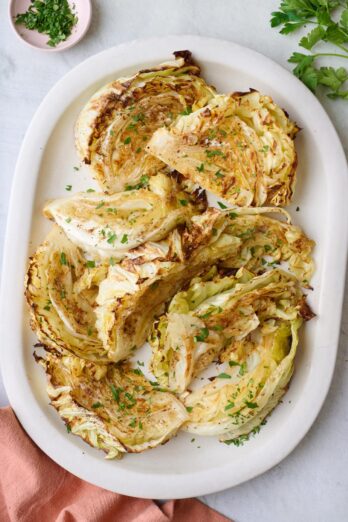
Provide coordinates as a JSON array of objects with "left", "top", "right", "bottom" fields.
[{"left": 1, "top": 1, "right": 347, "bottom": 521}]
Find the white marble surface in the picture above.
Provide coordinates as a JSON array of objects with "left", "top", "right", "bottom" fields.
[{"left": 1, "top": 1, "right": 347, "bottom": 520}]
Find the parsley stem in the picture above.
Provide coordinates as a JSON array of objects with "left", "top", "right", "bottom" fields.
[{"left": 313, "top": 52, "right": 348, "bottom": 60}]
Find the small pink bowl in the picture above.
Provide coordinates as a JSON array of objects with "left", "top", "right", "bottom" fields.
[{"left": 9, "top": 0, "right": 92, "bottom": 52}]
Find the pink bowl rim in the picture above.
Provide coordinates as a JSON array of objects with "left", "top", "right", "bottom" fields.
[{"left": 8, "top": 0, "right": 92, "bottom": 52}]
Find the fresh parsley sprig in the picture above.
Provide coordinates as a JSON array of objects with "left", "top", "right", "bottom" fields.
[{"left": 271, "top": 1, "right": 348, "bottom": 99}]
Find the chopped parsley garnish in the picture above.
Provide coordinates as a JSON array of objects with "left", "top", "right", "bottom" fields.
[
  {"left": 228, "top": 360, "right": 248, "bottom": 376},
  {"left": 121, "top": 234, "right": 128, "bottom": 244},
  {"left": 179, "top": 199, "right": 188, "bottom": 206},
  {"left": 86, "top": 260, "right": 95, "bottom": 268},
  {"left": 180, "top": 106, "right": 192, "bottom": 116},
  {"left": 107, "top": 233, "right": 117, "bottom": 244},
  {"left": 229, "top": 212, "right": 238, "bottom": 219},
  {"left": 186, "top": 406, "right": 193, "bottom": 413},
  {"left": 124, "top": 392, "right": 136, "bottom": 408},
  {"left": 86, "top": 188, "right": 95, "bottom": 193},
  {"left": 132, "top": 113, "right": 145, "bottom": 122},
  {"left": 65, "top": 217, "right": 71, "bottom": 223},
  {"left": 110, "top": 384, "right": 122, "bottom": 403},
  {"left": 60, "top": 252, "right": 67, "bottom": 265},
  {"left": 194, "top": 327, "right": 209, "bottom": 342},
  {"left": 109, "top": 257, "right": 116, "bottom": 266},
  {"left": 109, "top": 130, "right": 115, "bottom": 136},
  {"left": 211, "top": 324, "right": 223, "bottom": 331},
  {"left": 132, "top": 368, "right": 143, "bottom": 376},
  {"left": 92, "top": 402, "right": 103, "bottom": 409},
  {"left": 205, "top": 149, "right": 224, "bottom": 158},
  {"left": 125, "top": 175, "right": 149, "bottom": 191},
  {"left": 65, "top": 184, "right": 72, "bottom": 191},
  {"left": 96, "top": 201, "right": 105, "bottom": 210},
  {"left": 244, "top": 401, "right": 258, "bottom": 409},
  {"left": 196, "top": 163, "right": 205, "bottom": 172},
  {"left": 73, "top": 166, "right": 79, "bottom": 171},
  {"left": 15, "top": 0, "right": 78, "bottom": 48},
  {"left": 129, "top": 418, "right": 137, "bottom": 428},
  {"left": 124, "top": 136, "right": 131, "bottom": 145},
  {"left": 260, "top": 145, "right": 269, "bottom": 153},
  {"left": 136, "top": 147, "right": 142, "bottom": 154},
  {"left": 66, "top": 424, "right": 71, "bottom": 433},
  {"left": 215, "top": 170, "right": 224, "bottom": 178},
  {"left": 224, "top": 401, "right": 235, "bottom": 410},
  {"left": 218, "top": 201, "right": 228, "bottom": 209},
  {"left": 43, "top": 300, "right": 51, "bottom": 311},
  {"left": 223, "top": 421, "right": 267, "bottom": 447},
  {"left": 239, "top": 362, "right": 247, "bottom": 376},
  {"left": 216, "top": 373, "right": 231, "bottom": 379}
]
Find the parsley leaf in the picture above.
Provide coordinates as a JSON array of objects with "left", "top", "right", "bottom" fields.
[
  {"left": 206, "top": 149, "right": 224, "bottom": 158},
  {"left": 60, "top": 252, "right": 67, "bottom": 266},
  {"left": 300, "top": 26, "right": 326, "bottom": 50},
  {"left": 125, "top": 175, "right": 149, "bottom": 191},
  {"left": 216, "top": 373, "right": 231, "bottom": 379},
  {"left": 180, "top": 106, "right": 192, "bottom": 116},
  {"left": 194, "top": 327, "right": 209, "bottom": 342}
]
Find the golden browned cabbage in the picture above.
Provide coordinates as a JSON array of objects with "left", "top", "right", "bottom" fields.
[
  {"left": 150, "top": 268, "right": 313, "bottom": 394},
  {"left": 75, "top": 51, "right": 216, "bottom": 192},
  {"left": 26, "top": 207, "right": 313, "bottom": 365},
  {"left": 43, "top": 171, "right": 206, "bottom": 261},
  {"left": 95, "top": 206, "right": 313, "bottom": 363},
  {"left": 38, "top": 351, "right": 188, "bottom": 456},
  {"left": 218, "top": 207, "right": 315, "bottom": 286},
  {"left": 147, "top": 90, "right": 299, "bottom": 206},
  {"left": 25, "top": 227, "right": 109, "bottom": 362}
]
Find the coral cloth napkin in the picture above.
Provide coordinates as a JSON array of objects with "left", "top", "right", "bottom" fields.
[{"left": 0, "top": 407, "right": 230, "bottom": 522}]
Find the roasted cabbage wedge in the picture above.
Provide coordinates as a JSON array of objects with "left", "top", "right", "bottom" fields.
[
  {"left": 183, "top": 319, "right": 301, "bottom": 440},
  {"left": 38, "top": 351, "right": 188, "bottom": 456},
  {"left": 95, "top": 214, "right": 242, "bottom": 362},
  {"left": 219, "top": 207, "right": 314, "bottom": 286},
  {"left": 147, "top": 90, "right": 299, "bottom": 206},
  {"left": 75, "top": 51, "right": 216, "bottom": 192},
  {"left": 150, "top": 268, "right": 313, "bottom": 393},
  {"left": 95, "top": 207, "right": 313, "bottom": 363},
  {"left": 25, "top": 227, "right": 109, "bottom": 362},
  {"left": 43, "top": 172, "right": 206, "bottom": 260},
  {"left": 181, "top": 270, "right": 314, "bottom": 440}
]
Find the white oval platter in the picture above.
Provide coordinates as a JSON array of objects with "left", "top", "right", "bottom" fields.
[{"left": 0, "top": 36, "right": 347, "bottom": 499}]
